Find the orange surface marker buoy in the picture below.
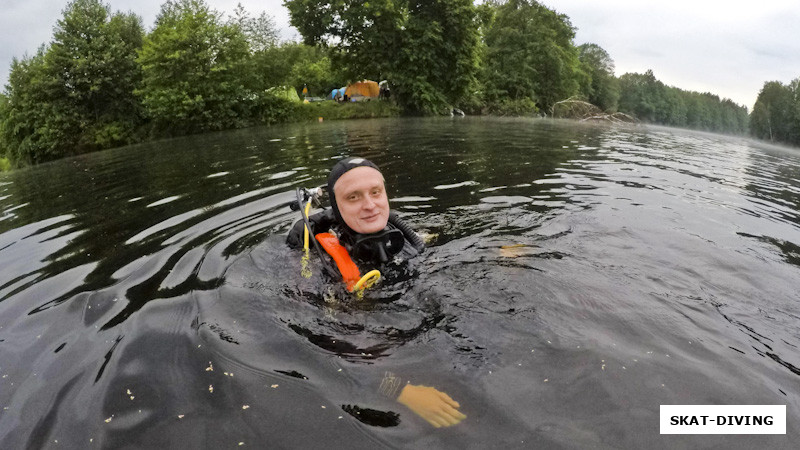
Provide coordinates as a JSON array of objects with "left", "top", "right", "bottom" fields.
[{"left": 315, "top": 233, "right": 361, "bottom": 291}]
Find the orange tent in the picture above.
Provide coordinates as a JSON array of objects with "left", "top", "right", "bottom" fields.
[{"left": 344, "top": 80, "right": 380, "bottom": 99}]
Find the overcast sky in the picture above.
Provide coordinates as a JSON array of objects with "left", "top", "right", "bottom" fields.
[{"left": 2, "top": 0, "right": 799, "bottom": 110}]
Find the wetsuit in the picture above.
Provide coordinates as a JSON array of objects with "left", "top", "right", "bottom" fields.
[{"left": 286, "top": 208, "right": 425, "bottom": 264}]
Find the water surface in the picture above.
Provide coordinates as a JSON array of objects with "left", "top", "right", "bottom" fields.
[{"left": 0, "top": 117, "right": 798, "bottom": 448}]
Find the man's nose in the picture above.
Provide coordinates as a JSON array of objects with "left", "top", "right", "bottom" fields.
[{"left": 362, "top": 195, "right": 376, "bottom": 209}]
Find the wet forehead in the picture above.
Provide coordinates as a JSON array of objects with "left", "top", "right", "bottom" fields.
[{"left": 333, "top": 166, "right": 385, "bottom": 196}]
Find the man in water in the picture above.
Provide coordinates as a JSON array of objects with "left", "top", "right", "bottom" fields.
[
  {"left": 287, "top": 157, "right": 466, "bottom": 428},
  {"left": 287, "top": 157, "right": 424, "bottom": 264}
]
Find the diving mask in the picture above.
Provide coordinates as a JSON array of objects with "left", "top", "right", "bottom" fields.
[{"left": 351, "top": 229, "right": 405, "bottom": 263}]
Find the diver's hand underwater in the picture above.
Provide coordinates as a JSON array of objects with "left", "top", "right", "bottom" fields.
[{"left": 397, "top": 384, "right": 467, "bottom": 428}]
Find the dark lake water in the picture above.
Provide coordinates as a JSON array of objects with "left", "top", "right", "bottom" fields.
[{"left": 1, "top": 117, "right": 798, "bottom": 448}]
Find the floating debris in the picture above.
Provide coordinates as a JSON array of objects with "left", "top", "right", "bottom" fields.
[
  {"left": 209, "top": 385, "right": 214, "bottom": 393},
  {"left": 104, "top": 416, "right": 113, "bottom": 423},
  {"left": 242, "top": 405, "right": 250, "bottom": 410},
  {"left": 544, "top": 379, "right": 549, "bottom": 383},
  {"left": 178, "top": 415, "right": 185, "bottom": 419},
  {"left": 271, "top": 384, "right": 279, "bottom": 388},
  {"left": 205, "top": 362, "right": 213, "bottom": 372}
]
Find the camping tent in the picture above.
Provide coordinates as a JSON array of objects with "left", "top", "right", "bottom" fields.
[
  {"left": 345, "top": 80, "right": 380, "bottom": 99},
  {"left": 266, "top": 86, "right": 301, "bottom": 102},
  {"left": 330, "top": 87, "right": 346, "bottom": 100}
]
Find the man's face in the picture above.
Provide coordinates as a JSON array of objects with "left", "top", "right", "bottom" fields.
[{"left": 333, "top": 166, "right": 390, "bottom": 234}]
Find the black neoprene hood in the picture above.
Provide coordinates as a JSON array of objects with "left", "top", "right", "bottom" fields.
[{"left": 326, "top": 157, "right": 383, "bottom": 225}]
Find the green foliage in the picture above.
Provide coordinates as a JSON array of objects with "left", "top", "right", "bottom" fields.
[
  {"left": 0, "top": 157, "right": 10, "bottom": 172},
  {"left": 0, "top": 0, "right": 144, "bottom": 165},
  {"left": 578, "top": 43, "right": 619, "bottom": 112},
  {"left": 296, "top": 100, "right": 401, "bottom": 121},
  {"left": 3, "top": 0, "right": 794, "bottom": 167},
  {"left": 481, "top": 0, "right": 582, "bottom": 111},
  {"left": 255, "top": 92, "right": 301, "bottom": 125},
  {"left": 618, "top": 70, "right": 748, "bottom": 134},
  {"left": 252, "top": 93, "right": 400, "bottom": 125},
  {"left": 484, "top": 98, "right": 539, "bottom": 116},
  {"left": 284, "top": 0, "right": 481, "bottom": 115},
  {"left": 1, "top": 51, "right": 60, "bottom": 165},
  {"left": 230, "top": 3, "right": 280, "bottom": 52},
  {"left": 750, "top": 79, "right": 800, "bottom": 145},
  {"left": 49, "top": 0, "right": 145, "bottom": 147},
  {"left": 253, "top": 43, "right": 345, "bottom": 98},
  {"left": 137, "top": 0, "right": 255, "bottom": 135}
]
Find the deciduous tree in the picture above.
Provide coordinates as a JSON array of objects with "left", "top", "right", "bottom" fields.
[
  {"left": 284, "top": 0, "right": 480, "bottom": 114},
  {"left": 0, "top": 0, "right": 144, "bottom": 165},
  {"left": 578, "top": 43, "right": 619, "bottom": 112},
  {"left": 137, "top": 0, "right": 254, "bottom": 134},
  {"left": 481, "top": 0, "right": 582, "bottom": 111},
  {"left": 750, "top": 80, "right": 799, "bottom": 145}
]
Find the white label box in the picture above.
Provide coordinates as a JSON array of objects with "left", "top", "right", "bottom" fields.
[{"left": 660, "top": 405, "right": 786, "bottom": 434}]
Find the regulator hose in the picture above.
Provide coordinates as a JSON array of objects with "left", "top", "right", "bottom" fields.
[{"left": 388, "top": 211, "right": 425, "bottom": 252}]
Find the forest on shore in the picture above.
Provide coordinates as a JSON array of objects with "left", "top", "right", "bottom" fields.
[{"left": 1, "top": 0, "right": 797, "bottom": 169}]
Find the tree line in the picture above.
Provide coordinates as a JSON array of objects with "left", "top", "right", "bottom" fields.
[
  {"left": 750, "top": 79, "right": 800, "bottom": 147},
  {"left": 0, "top": 0, "right": 792, "bottom": 168},
  {"left": 0, "top": 0, "right": 346, "bottom": 166}
]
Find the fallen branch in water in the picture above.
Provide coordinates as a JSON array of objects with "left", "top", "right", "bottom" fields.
[
  {"left": 551, "top": 97, "right": 638, "bottom": 124},
  {"left": 581, "top": 112, "right": 638, "bottom": 124}
]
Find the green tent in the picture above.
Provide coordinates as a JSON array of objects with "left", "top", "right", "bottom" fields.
[{"left": 266, "top": 86, "right": 301, "bottom": 102}]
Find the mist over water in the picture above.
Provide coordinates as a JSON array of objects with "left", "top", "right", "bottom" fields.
[{"left": 0, "top": 117, "right": 798, "bottom": 448}]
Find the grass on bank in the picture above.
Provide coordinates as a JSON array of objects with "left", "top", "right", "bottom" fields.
[
  {"left": 0, "top": 157, "right": 11, "bottom": 172},
  {"left": 261, "top": 98, "right": 402, "bottom": 125},
  {"left": 299, "top": 99, "right": 401, "bottom": 121}
]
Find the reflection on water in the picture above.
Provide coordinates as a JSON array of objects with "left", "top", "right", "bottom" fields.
[{"left": 0, "top": 118, "right": 799, "bottom": 448}]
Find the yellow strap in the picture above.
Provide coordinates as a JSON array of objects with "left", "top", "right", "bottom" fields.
[
  {"left": 302, "top": 199, "right": 312, "bottom": 251},
  {"left": 300, "top": 199, "right": 313, "bottom": 278},
  {"left": 353, "top": 270, "right": 381, "bottom": 293}
]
